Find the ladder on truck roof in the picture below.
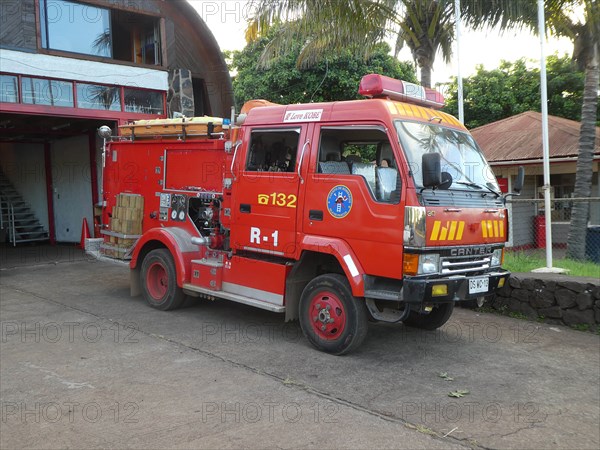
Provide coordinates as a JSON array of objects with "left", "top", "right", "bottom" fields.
[{"left": 119, "top": 116, "right": 225, "bottom": 140}]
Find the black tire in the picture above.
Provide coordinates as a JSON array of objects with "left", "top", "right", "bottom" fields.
[
  {"left": 402, "top": 302, "right": 454, "bottom": 330},
  {"left": 140, "top": 248, "right": 185, "bottom": 311},
  {"left": 299, "top": 274, "right": 368, "bottom": 355}
]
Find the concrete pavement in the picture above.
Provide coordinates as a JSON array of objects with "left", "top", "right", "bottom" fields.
[{"left": 1, "top": 248, "right": 598, "bottom": 449}]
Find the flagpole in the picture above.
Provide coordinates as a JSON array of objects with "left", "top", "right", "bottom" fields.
[
  {"left": 454, "top": 0, "right": 464, "bottom": 124},
  {"left": 537, "top": 0, "right": 554, "bottom": 269}
]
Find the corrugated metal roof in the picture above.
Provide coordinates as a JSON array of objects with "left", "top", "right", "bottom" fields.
[{"left": 470, "top": 111, "right": 600, "bottom": 162}]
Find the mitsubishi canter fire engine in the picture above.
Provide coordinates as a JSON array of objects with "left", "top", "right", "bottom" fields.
[{"left": 100, "top": 74, "right": 524, "bottom": 355}]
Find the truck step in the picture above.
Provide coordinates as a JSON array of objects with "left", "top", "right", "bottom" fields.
[
  {"left": 364, "top": 289, "right": 402, "bottom": 301},
  {"left": 182, "top": 283, "right": 285, "bottom": 313}
]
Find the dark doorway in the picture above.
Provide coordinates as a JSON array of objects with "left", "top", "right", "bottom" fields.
[{"left": 192, "top": 78, "right": 211, "bottom": 117}]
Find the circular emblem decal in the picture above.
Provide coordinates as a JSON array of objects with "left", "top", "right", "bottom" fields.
[{"left": 327, "top": 185, "right": 353, "bottom": 219}]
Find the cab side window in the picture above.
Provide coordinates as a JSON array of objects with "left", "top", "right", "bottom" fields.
[
  {"left": 317, "top": 127, "right": 401, "bottom": 203},
  {"left": 245, "top": 129, "right": 300, "bottom": 172}
]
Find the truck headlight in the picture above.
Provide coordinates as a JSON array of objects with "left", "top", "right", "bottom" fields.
[
  {"left": 491, "top": 248, "right": 504, "bottom": 267},
  {"left": 419, "top": 254, "right": 440, "bottom": 274},
  {"left": 404, "top": 253, "right": 440, "bottom": 276}
]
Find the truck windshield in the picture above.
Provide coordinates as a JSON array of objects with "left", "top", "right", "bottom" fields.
[{"left": 395, "top": 121, "right": 499, "bottom": 193}]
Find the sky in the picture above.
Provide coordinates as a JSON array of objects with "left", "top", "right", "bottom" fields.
[{"left": 190, "top": 0, "right": 574, "bottom": 86}]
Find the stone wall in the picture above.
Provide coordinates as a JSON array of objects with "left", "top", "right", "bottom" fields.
[
  {"left": 492, "top": 273, "right": 600, "bottom": 328},
  {"left": 167, "top": 68, "right": 195, "bottom": 118}
]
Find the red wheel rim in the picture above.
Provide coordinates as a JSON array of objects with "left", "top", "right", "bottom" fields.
[
  {"left": 308, "top": 291, "right": 346, "bottom": 340},
  {"left": 146, "top": 262, "right": 168, "bottom": 301}
]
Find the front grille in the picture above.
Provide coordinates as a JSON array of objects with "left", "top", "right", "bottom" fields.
[{"left": 441, "top": 254, "right": 491, "bottom": 276}]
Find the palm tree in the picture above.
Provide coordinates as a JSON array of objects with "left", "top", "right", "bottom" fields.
[
  {"left": 559, "top": 0, "right": 600, "bottom": 260},
  {"left": 393, "top": 1, "right": 454, "bottom": 88}
]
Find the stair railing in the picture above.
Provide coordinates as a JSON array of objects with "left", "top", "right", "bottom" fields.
[
  {"left": 9, "top": 202, "right": 16, "bottom": 246},
  {"left": 1, "top": 196, "right": 18, "bottom": 246},
  {"left": 0, "top": 194, "right": 4, "bottom": 231}
]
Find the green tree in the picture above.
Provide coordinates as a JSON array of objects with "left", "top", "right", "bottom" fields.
[
  {"left": 249, "top": 0, "right": 537, "bottom": 88},
  {"left": 229, "top": 34, "right": 416, "bottom": 108},
  {"left": 443, "top": 55, "right": 589, "bottom": 129}
]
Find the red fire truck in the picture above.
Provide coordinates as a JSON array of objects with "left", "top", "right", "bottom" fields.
[{"left": 100, "top": 74, "right": 523, "bottom": 355}]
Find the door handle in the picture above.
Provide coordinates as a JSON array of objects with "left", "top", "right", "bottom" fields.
[
  {"left": 240, "top": 203, "right": 251, "bottom": 213},
  {"left": 297, "top": 140, "right": 310, "bottom": 184},
  {"left": 309, "top": 210, "right": 323, "bottom": 221}
]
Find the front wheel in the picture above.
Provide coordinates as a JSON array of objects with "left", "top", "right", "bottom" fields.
[
  {"left": 141, "top": 249, "right": 185, "bottom": 311},
  {"left": 402, "top": 302, "right": 454, "bottom": 330},
  {"left": 299, "top": 274, "right": 368, "bottom": 355}
]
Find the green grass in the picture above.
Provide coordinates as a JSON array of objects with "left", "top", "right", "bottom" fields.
[
  {"left": 504, "top": 251, "right": 600, "bottom": 278},
  {"left": 508, "top": 311, "right": 528, "bottom": 320}
]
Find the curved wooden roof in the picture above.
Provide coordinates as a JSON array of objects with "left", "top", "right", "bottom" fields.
[{"left": 163, "top": 1, "right": 234, "bottom": 116}]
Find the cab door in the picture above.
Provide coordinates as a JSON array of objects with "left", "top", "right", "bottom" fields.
[
  {"left": 300, "top": 123, "right": 405, "bottom": 280},
  {"left": 231, "top": 126, "right": 309, "bottom": 258}
]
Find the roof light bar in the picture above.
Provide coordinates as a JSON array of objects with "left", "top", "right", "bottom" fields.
[{"left": 358, "top": 74, "right": 445, "bottom": 110}]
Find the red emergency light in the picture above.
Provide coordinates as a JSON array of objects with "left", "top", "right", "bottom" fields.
[{"left": 358, "top": 74, "right": 445, "bottom": 110}]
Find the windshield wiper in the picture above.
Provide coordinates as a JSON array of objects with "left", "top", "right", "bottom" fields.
[
  {"left": 455, "top": 181, "right": 481, "bottom": 189},
  {"left": 454, "top": 181, "right": 501, "bottom": 198}
]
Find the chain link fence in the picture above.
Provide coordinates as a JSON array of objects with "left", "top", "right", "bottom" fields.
[{"left": 506, "top": 197, "right": 600, "bottom": 264}]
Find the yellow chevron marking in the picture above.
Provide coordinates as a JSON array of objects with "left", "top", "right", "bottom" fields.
[
  {"left": 388, "top": 102, "right": 466, "bottom": 129},
  {"left": 430, "top": 220, "right": 465, "bottom": 242},
  {"left": 482, "top": 220, "right": 505, "bottom": 238}
]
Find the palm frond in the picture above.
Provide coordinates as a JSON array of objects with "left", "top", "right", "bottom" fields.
[{"left": 250, "top": 0, "right": 396, "bottom": 69}]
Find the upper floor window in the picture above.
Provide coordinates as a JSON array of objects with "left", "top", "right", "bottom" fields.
[
  {"left": 1, "top": 72, "right": 165, "bottom": 115},
  {"left": 39, "top": 0, "right": 162, "bottom": 65},
  {"left": 22, "top": 77, "right": 73, "bottom": 107}
]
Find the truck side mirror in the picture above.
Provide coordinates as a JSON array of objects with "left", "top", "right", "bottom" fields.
[
  {"left": 422, "top": 153, "right": 442, "bottom": 188},
  {"left": 513, "top": 166, "right": 525, "bottom": 194}
]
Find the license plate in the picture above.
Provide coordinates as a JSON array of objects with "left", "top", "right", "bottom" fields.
[{"left": 469, "top": 277, "right": 489, "bottom": 294}]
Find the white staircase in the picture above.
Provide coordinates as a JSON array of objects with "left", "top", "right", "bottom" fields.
[{"left": 0, "top": 168, "right": 49, "bottom": 246}]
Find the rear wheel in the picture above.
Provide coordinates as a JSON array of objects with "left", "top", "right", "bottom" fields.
[
  {"left": 402, "top": 302, "right": 454, "bottom": 330},
  {"left": 141, "top": 249, "right": 185, "bottom": 311},
  {"left": 299, "top": 274, "right": 368, "bottom": 355}
]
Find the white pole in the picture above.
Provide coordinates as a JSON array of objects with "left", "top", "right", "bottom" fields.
[
  {"left": 538, "top": 0, "right": 553, "bottom": 268},
  {"left": 454, "top": 0, "right": 464, "bottom": 124}
]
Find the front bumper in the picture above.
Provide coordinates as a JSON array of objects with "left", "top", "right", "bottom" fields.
[{"left": 402, "top": 270, "right": 510, "bottom": 304}]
